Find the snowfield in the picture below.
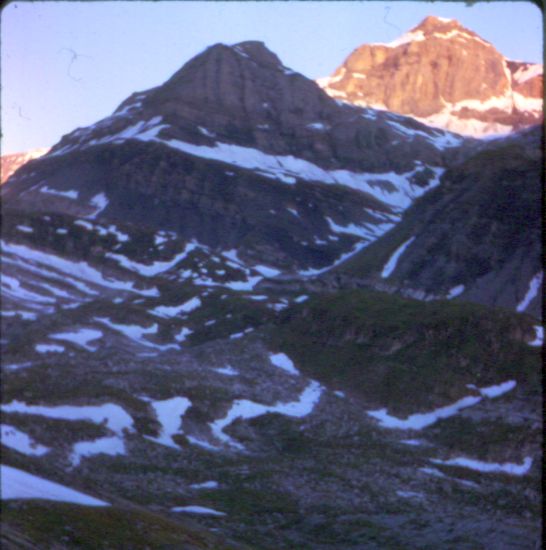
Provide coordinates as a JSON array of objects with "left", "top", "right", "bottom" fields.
[
  {"left": 1, "top": 464, "right": 109, "bottom": 506},
  {"left": 516, "top": 272, "right": 542, "bottom": 312}
]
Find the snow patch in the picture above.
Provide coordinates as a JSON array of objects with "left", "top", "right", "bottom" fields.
[
  {"left": 106, "top": 241, "right": 202, "bottom": 277},
  {"left": 213, "top": 365, "right": 239, "bottom": 376},
  {"left": 269, "top": 353, "right": 300, "bottom": 375},
  {"left": 39, "top": 186, "right": 78, "bottom": 199},
  {"left": 478, "top": 380, "right": 516, "bottom": 399},
  {"left": 146, "top": 397, "right": 192, "bottom": 449},
  {"left": 326, "top": 217, "right": 374, "bottom": 240},
  {"left": 447, "top": 284, "right": 465, "bottom": 299},
  {"left": 512, "top": 63, "right": 542, "bottom": 84},
  {"left": 174, "top": 327, "right": 193, "bottom": 343},
  {"left": 70, "top": 436, "right": 125, "bottom": 466},
  {"left": 16, "top": 225, "right": 33, "bottom": 234},
  {"left": 94, "top": 317, "right": 178, "bottom": 351},
  {"left": 1, "top": 424, "right": 50, "bottom": 456},
  {"left": 87, "top": 193, "right": 109, "bottom": 219},
  {"left": 35, "top": 343, "right": 65, "bottom": 353},
  {"left": 190, "top": 480, "right": 219, "bottom": 490},
  {"left": 49, "top": 328, "right": 103, "bottom": 351},
  {"left": 1, "top": 241, "right": 159, "bottom": 297}
]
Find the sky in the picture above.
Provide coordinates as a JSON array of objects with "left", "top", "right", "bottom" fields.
[{"left": 1, "top": 1, "right": 543, "bottom": 154}]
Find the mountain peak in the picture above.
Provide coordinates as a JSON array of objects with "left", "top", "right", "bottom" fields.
[
  {"left": 230, "top": 40, "right": 284, "bottom": 67},
  {"left": 318, "top": 16, "right": 543, "bottom": 136},
  {"left": 413, "top": 15, "right": 462, "bottom": 32}
]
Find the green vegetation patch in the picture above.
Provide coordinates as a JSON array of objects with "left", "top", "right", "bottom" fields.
[
  {"left": 270, "top": 289, "right": 540, "bottom": 415},
  {"left": 1, "top": 501, "right": 242, "bottom": 550}
]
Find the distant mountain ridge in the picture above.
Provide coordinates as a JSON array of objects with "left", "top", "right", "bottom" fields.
[
  {"left": 318, "top": 16, "right": 543, "bottom": 136},
  {"left": 1, "top": 148, "right": 50, "bottom": 184}
]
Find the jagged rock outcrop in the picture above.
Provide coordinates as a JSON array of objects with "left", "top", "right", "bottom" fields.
[{"left": 318, "top": 16, "right": 543, "bottom": 136}]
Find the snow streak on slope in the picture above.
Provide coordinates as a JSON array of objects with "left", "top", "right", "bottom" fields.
[
  {"left": 368, "top": 380, "right": 516, "bottom": 430},
  {"left": 0, "top": 401, "right": 135, "bottom": 436},
  {"left": 171, "top": 505, "right": 226, "bottom": 516},
  {"left": 1, "top": 241, "right": 159, "bottom": 299},
  {"left": 516, "top": 272, "right": 542, "bottom": 312},
  {"left": 210, "top": 381, "right": 323, "bottom": 450},
  {"left": 368, "top": 395, "right": 482, "bottom": 430},
  {"left": 49, "top": 328, "right": 103, "bottom": 351},
  {"left": 430, "top": 456, "right": 533, "bottom": 476},
  {"left": 381, "top": 237, "right": 415, "bottom": 278}
]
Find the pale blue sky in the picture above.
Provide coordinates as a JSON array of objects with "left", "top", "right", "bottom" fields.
[{"left": 1, "top": 1, "right": 543, "bottom": 153}]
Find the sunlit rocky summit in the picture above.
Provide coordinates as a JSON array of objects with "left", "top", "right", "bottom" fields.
[
  {"left": 0, "top": 147, "right": 49, "bottom": 184},
  {"left": 1, "top": 18, "right": 542, "bottom": 550},
  {"left": 318, "top": 16, "right": 543, "bottom": 136}
]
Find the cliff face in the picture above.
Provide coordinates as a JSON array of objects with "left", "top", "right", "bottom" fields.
[{"left": 318, "top": 16, "right": 543, "bottom": 136}]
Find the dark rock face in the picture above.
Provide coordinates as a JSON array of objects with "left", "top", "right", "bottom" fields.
[{"left": 319, "top": 16, "right": 543, "bottom": 136}]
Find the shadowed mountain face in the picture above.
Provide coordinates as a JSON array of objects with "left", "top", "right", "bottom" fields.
[
  {"left": 1, "top": 36, "right": 542, "bottom": 550},
  {"left": 318, "top": 16, "right": 543, "bottom": 137}
]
